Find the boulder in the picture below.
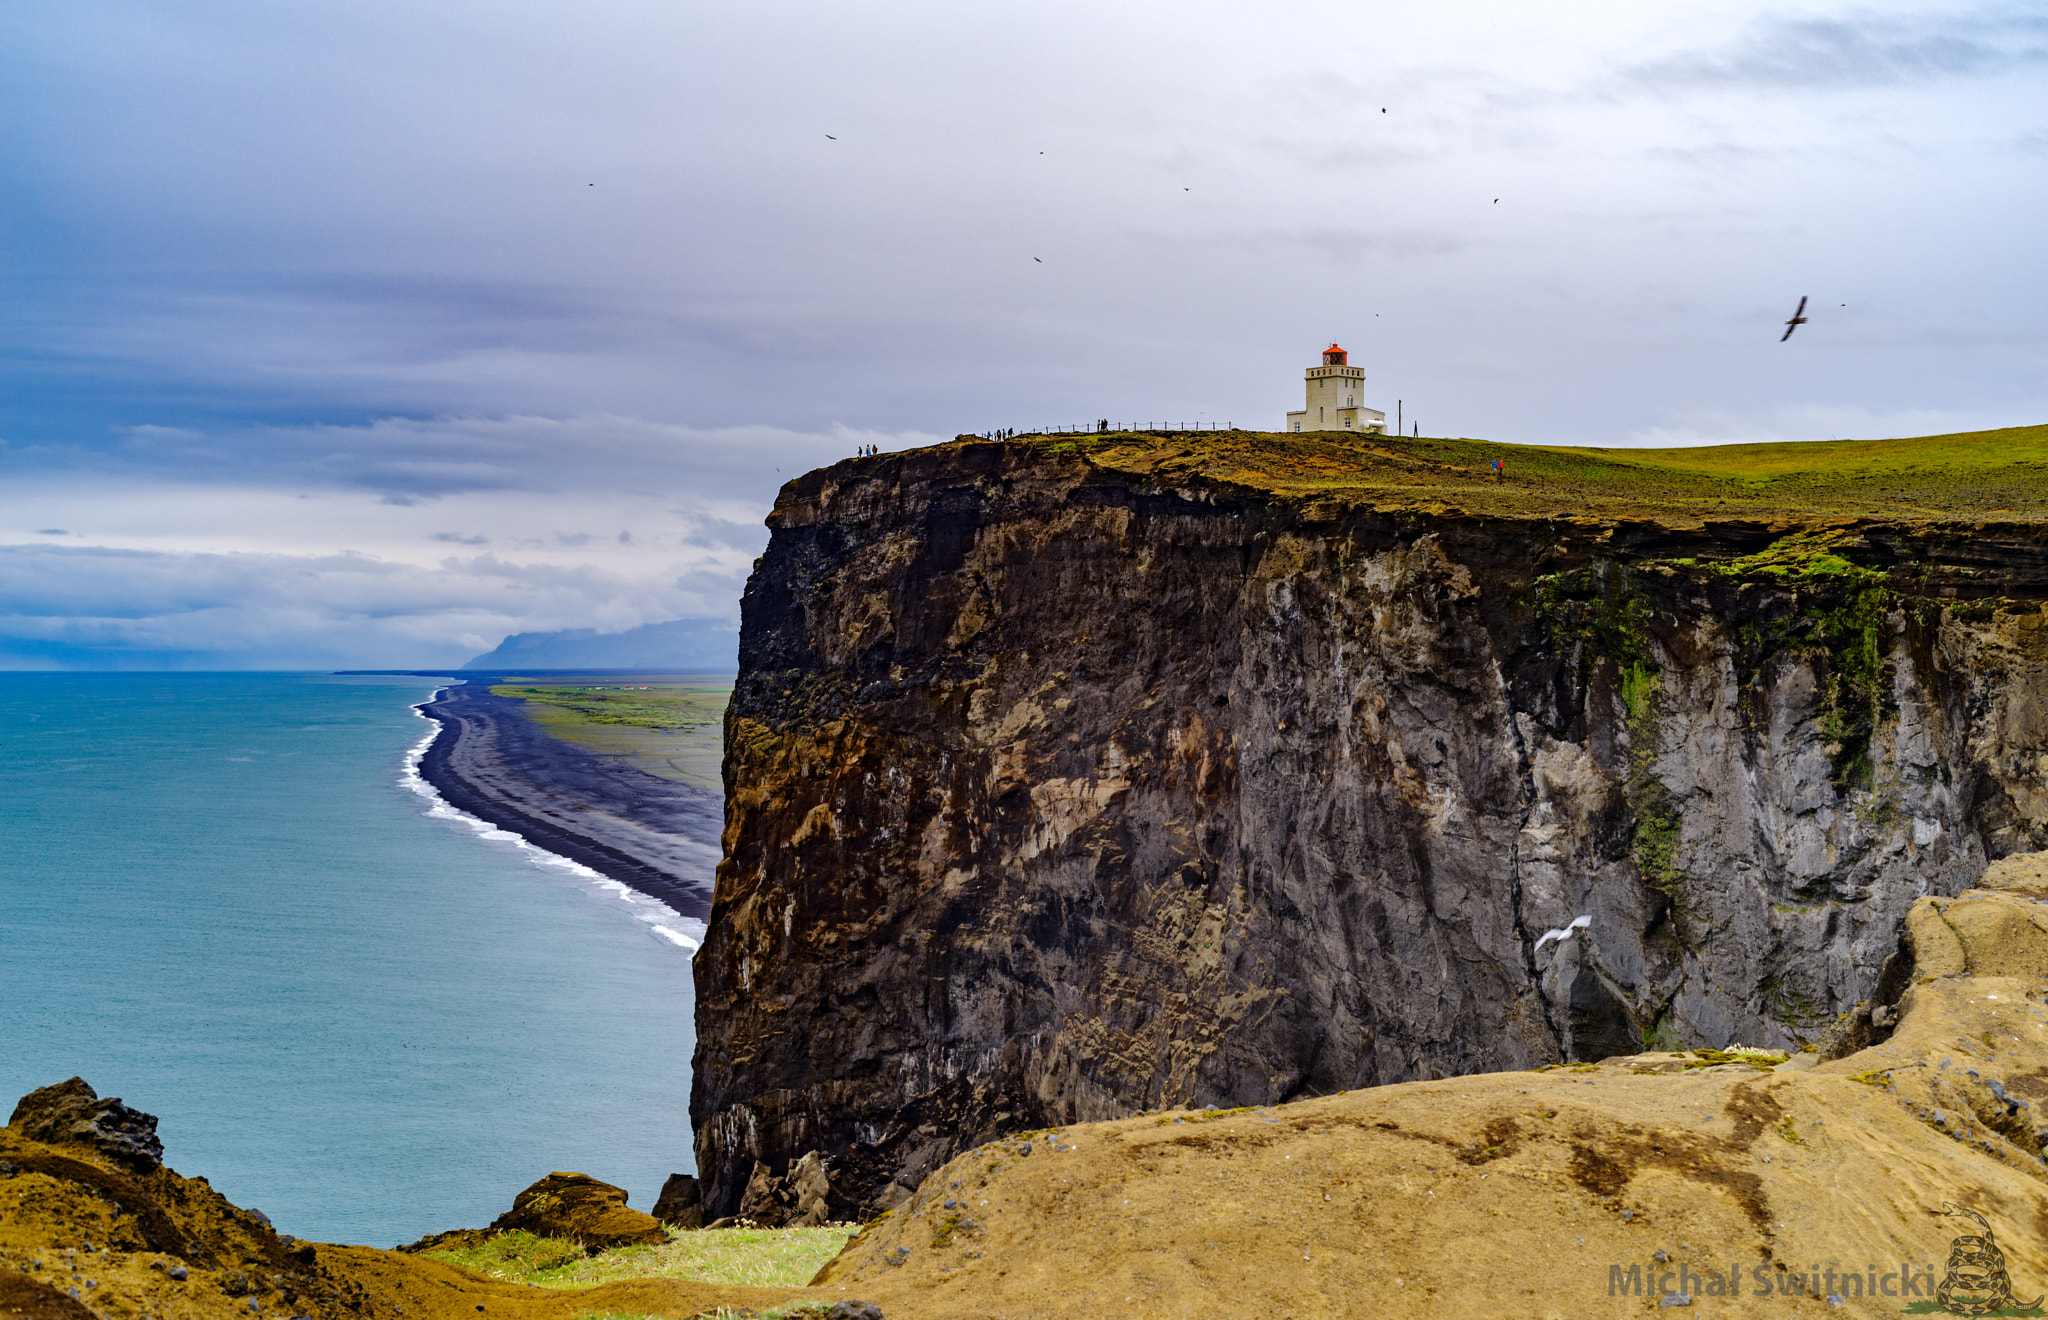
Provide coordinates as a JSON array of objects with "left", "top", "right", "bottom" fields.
[
  {"left": 727, "top": 1151, "right": 842, "bottom": 1227},
  {"left": 651, "top": 1172, "right": 703, "bottom": 1228},
  {"left": 787, "top": 1151, "right": 832, "bottom": 1227},
  {"left": 736, "top": 1161, "right": 783, "bottom": 1226},
  {"left": 485, "top": 1172, "right": 668, "bottom": 1248},
  {"left": 8, "top": 1078, "right": 163, "bottom": 1171},
  {"left": 397, "top": 1228, "right": 493, "bottom": 1254}
]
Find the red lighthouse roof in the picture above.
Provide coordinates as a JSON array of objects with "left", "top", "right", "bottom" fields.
[{"left": 1322, "top": 343, "right": 1348, "bottom": 366}]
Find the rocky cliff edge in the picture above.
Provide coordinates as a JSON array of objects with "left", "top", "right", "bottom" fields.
[{"left": 693, "top": 427, "right": 2048, "bottom": 1221}]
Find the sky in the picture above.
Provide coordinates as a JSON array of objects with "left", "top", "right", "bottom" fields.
[{"left": 3, "top": 0, "right": 2044, "bottom": 668}]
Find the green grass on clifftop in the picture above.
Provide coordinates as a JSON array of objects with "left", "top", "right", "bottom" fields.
[{"left": 998, "top": 423, "right": 2048, "bottom": 524}]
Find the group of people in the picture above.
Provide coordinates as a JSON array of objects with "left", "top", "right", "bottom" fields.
[
  {"left": 983, "top": 428, "right": 1016, "bottom": 441},
  {"left": 857, "top": 443, "right": 880, "bottom": 456}
]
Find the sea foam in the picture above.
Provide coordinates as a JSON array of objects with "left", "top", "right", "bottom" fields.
[{"left": 402, "top": 693, "right": 707, "bottom": 954}]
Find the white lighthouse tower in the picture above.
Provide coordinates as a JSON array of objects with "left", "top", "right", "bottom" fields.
[{"left": 1285, "top": 344, "right": 1385, "bottom": 434}]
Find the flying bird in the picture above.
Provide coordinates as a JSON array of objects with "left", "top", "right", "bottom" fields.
[
  {"left": 826, "top": 135, "right": 836, "bottom": 140},
  {"left": 1033, "top": 257, "right": 1042, "bottom": 262},
  {"left": 1493, "top": 198, "right": 1498, "bottom": 203},
  {"left": 1780, "top": 295, "right": 1809, "bottom": 342},
  {"left": 1534, "top": 915, "right": 1591, "bottom": 952}
]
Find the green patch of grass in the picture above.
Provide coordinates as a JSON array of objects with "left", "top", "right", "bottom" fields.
[
  {"left": 589, "top": 1309, "right": 833, "bottom": 1320},
  {"left": 1680, "top": 1049, "right": 1781, "bottom": 1072},
  {"left": 423, "top": 1227, "right": 855, "bottom": 1291},
  {"left": 489, "top": 677, "right": 732, "bottom": 789},
  {"left": 1150, "top": 1106, "right": 1257, "bottom": 1124},
  {"left": 657, "top": 1309, "right": 833, "bottom": 1320},
  {"left": 491, "top": 682, "right": 728, "bottom": 733}
]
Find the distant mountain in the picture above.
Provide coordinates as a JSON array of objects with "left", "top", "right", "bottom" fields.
[{"left": 463, "top": 617, "right": 738, "bottom": 671}]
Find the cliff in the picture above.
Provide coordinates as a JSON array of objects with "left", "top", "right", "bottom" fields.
[{"left": 691, "top": 425, "right": 2048, "bottom": 1220}]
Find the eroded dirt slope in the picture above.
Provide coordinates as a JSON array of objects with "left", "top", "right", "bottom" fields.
[{"left": 813, "top": 862, "right": 2048, "bottom": 1318}]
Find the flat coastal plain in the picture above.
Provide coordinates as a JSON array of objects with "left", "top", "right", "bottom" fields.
[
  {"left": 415, "top": 675, "right": 729, "bottom": 919},
  {"left": 488, "top": 677, "right": 732, "bottom": 791}
]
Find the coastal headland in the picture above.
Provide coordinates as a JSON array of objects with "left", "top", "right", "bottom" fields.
[{"left": 692, "top": 423, "right": 2048, "bottom": 1223}]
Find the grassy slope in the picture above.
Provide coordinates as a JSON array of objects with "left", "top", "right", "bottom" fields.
[
  {"left": 420, "top": 1227, "right": 853, "bottom": 1297},
  {"left": 1021, "top": 422, "right": 2048, "bottom": 523}
]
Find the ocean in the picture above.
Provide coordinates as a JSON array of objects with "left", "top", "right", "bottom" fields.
[{"left": 0, "top": 672, "right": 706, "bottom": 1247}]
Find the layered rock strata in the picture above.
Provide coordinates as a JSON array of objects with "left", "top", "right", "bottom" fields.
[{"left": 692, "top": 436, "right": 2048, "bottom": 1218}]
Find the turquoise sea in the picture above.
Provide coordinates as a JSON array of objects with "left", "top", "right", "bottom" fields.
[{"left": 0, "top": 673, "right": 703, "bottom": 1247}]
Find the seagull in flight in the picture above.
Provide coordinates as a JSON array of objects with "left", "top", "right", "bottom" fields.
[
  {"left": 1780, "top": 296, "right": 1809, "bottom": 342},
  {"left": 1033, "top": 257, "right": 1042, "bottom": 262},
  {"left": 826, "top": 135, "right": 836, "bottom": 140}
]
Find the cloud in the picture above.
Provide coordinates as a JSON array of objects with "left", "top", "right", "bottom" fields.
[
  {"left": 0, "top": 539, "right": 701, "bottom": 670},
  {"left": 0, "top": 416, "right": 936, "bottom": 667},
  {"left": 17, "top": 413, "right": 942, "bottom": 504},
  {"left": 1628, "top": 7, "right": 2048, "bottom": 92},
  {"left": 3, "top": 2, "right": 2045, "bottom": 673},
  {"left": 1625, "top": 402, "right": 2021, "bottom": 448}
]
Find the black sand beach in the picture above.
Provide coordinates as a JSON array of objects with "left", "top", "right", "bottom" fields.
[{"left": 414, "top": 682, "right": 721, "bottom": 919}]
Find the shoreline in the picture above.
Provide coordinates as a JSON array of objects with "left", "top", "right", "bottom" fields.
[{"left": 410, "top": 682, "right": 719, "bottom": 924}]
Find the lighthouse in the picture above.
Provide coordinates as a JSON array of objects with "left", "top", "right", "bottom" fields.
[{"left": 1285, "top": 344, "right": 1386, "bottom": 434}]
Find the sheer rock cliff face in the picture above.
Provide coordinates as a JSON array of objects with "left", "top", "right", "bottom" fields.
[{"left": 690, "top": 440, "right": 2048, "bottom": 1217}]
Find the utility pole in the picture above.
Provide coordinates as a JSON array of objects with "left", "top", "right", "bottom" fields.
[{"left": 1397, "top": 399, "right": 1402, "bottom": 436}]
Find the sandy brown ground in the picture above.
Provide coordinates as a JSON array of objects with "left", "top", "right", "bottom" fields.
[
  {"left": 16, "top": 858, "right": 2048, "bottom": 1320},
  {"left": 813, "top": 863, "right": 2048, "bottom": 1318}
]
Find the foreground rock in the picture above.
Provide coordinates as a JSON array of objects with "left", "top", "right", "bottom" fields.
[
  {"left": 650, "top": 1172, "right": 703, "bottom": 1228},
  {"left": 486, "top": 1172, "right": 669, "bottom": 1247},
  {"left": 815, "top": 866, "right": 2048, "bottom": 1318},
  {"left": 693, "top": 431, "right": 2048, "bottom": 1218},
  {"left": 9, "top": 1077, "right": 164, "bottom": 1171},
  {"left": 0, "top": 1089, "right": 812, "bottom": 1320},
  {"left": 730, "top": 1150, "right": 842, "bottom": 1227}
]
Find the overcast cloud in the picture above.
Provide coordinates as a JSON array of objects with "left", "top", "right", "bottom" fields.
[{"left": 4, "top": 0, "right": 2043, "bottom": 667}]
